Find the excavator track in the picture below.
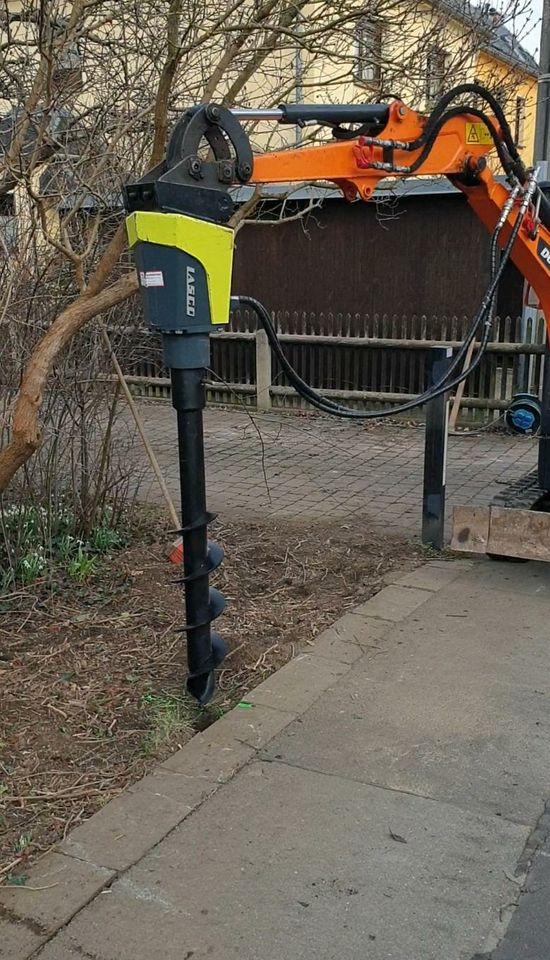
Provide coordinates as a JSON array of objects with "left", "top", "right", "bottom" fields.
[{"left": 492, "top": 469, "right": 550, "bottom": 512}]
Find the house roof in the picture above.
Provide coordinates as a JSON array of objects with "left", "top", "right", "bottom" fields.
[
  {"left": 231, "top": 176, "right": 509, "bottom": 203},
  {"left": 485, "top": 20, "right": 539, "bottom": 74},
  {"left": 440, "top": 0, "right": 539, "bottom": 75}
]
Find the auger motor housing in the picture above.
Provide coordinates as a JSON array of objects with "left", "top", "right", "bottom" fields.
[
  {"left": 125, "top": 211, "right": 235, "bottom": 369},
  {"left": 123, "top": 104, "right": 253, "bottom": 704}
]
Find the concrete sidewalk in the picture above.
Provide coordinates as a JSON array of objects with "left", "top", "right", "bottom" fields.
[{"left": 2, "top": 558, "right": 550, "bottom": 959}]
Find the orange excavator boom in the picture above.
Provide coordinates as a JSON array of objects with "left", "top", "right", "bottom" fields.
[{"left": 244, "top": 98, "right": 550, "bottom": 331}]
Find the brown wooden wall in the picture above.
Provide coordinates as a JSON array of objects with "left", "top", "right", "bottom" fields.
[{"left": 231, "top": 193, "right": 523, "bottom": 322}]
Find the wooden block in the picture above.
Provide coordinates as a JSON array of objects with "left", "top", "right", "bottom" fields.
[
  {"left": 451, "top": 506, "right": 490, "bottom": 554},
  {"left": 487, "top": 507, "right": 550, "bottom": 561}
]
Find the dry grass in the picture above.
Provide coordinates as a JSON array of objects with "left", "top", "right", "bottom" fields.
[{"left": 0, "top": 511, "right": 423, "bottom": 882}]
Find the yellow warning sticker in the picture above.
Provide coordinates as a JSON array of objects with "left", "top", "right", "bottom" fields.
[{"left": 465, "top": 122, "right": 493, "bottom": 145}]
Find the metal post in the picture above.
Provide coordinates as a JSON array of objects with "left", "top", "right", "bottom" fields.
[
  {"left": 534, "top": 0, "right": 550, "bottom": 494},
  {"left": 518, "top": 5, "right": 550, "bottom": 400},
  {"left": 534, "top": 0, "right": 550, "bottom": 165},
  {"left": 171, "top": 365, "right": 226, "bottom": 704},
  {"left": 422, "top": 347, "right": 452, "bottom": 549},
  {"left": 538, "top": 341, "right": 550, "bottom": 492}
]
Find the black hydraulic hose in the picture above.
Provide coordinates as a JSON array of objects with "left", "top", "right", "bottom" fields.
[
  {"left": 242, "top": 287, "right": 484, "bottom": 419},
  {"left": 366, "top": 105, "right": 513, "bottom": 179},
  {"left": 402, "top": 83, "right": 550, "bottom": 258},
  {"left": 403, "top": 105, "right": 515, "bottom": 178},
  {"left": 360, "top": 84, "right": 525, "bottom": 182},
  {"left": 409, "top": 83, "right": 523, "bottom": 168},
  {"left": 359, "top": 84, "right": 550, "bottom": 225},
  {"left": 236, "top": 190, "right": 529, "bottom": 420},
  {"left": 403, "top": 85, "right": 550, "bottom": 226}
]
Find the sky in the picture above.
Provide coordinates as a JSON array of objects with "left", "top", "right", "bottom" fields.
[{"left": 508, "top": 0, "right": 543, "bottom": 56}]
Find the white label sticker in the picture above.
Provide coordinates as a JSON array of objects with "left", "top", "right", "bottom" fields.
[{"left": 139, "top": 270, "right": 164, "bottom": 288}]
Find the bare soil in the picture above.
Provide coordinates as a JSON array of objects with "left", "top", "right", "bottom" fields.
[{"left": 0, "top": 512, "right": 423, "bottom": 882}]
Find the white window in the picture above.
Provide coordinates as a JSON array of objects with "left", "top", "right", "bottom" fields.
[
  {"left": 515, "top": 96, "right": 526, "bottom": 147},
  {"left": 356, "top": 18, "right": 383, "bottom": 85},
  {"left": 0, "top": 193, "right": 17, "bottom": 255},
  {"left": 426, "top": 46, "right": 448, "bottom": 105},
  {"left": 53, "top": 40, "right": 83, "bottom": 94}
]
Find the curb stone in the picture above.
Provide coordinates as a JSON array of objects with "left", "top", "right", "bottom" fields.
[
  {"left": 0, "top": 919, "right": 44, "bottom": 960},
  {"left": 0, "top": 853, "right": 114, "bottom": 960}
]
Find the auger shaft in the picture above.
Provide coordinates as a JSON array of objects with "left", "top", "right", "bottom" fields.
[{"left": 171, "top": 367, "right": 226, "bottom": 705}]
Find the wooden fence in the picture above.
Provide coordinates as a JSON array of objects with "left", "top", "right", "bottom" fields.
[{"left": 114, "top": 310, "right": 547, "bottom": 422}]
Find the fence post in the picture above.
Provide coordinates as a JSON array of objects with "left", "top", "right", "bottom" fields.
[
  {"left": 422, "top": 346, "right": 452, "bottom": 550},
  {"left": 255, "top": 328, "right": 272, "bottom": 411}
]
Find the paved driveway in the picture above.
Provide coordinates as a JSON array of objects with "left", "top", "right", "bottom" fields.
[{"left": 137, "top": 405, "right": 538, "bottom": 536}]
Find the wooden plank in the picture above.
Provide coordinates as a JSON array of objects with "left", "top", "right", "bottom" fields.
[
  {"left": 210, "top": 333, "right": 544, "bottom": 354},
  {"left": 452, "top": 505, "right": 550, "bottom": 561},
  {"left": 451, "top": 506, "right": 490, "bottom": 554},
  {"left": 343, "top": 315, "right": 352, "bottom": 390},
  {"left": 448, "top": 339, "right": 476, "bottom": 431},
  {"left": 333, "top": 313, "right": 342, "bottom": 393},
  {"left": 487, "top": 507, "right": 550, "bottom": 562}
]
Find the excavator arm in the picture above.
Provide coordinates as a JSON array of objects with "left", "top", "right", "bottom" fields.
[
  {"left": 460, "top": 170, "right": 550, "bottom": 322},
  {"left": 244, "top": 100, "right": 550, "bottom": 330}
]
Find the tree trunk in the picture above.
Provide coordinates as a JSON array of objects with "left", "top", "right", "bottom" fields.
[{"left": 0, "top": 272, "right": 138, "bottom": 494}]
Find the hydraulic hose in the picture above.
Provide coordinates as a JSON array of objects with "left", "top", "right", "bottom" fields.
[
  {"left": 410, "top": 83, "right": 523, "bottom": 166},
  {"left": 360, "top": 82, "right": 550, "bottom": 225},
  {"left": 399, "top": 84, "right": 550, "bottom": 226},
  {"left": 403, "top": 105, "right": 515, "bottom": 177},
  {"left": 235, "top": 177, "right": 535, "bottom": 420},
  {"left": 360, "top": 83, "right": 526, "bottom": 182},
  {"left": 366, "top": 105, "right": 515, "bottom": 179}
]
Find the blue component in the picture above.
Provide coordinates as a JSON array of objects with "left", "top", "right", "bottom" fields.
[
  {"left": 511, "top": 408, "right": 535, "bottom": 431},
  {"left": 505, "top": 394, "right": 541, "bottom": 435}
]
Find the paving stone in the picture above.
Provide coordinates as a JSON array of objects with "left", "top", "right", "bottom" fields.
[
  {"left": 322, "top": 612, "right": 395, "bottom": 648},
  {"left": 0, "top": 919, "right": 44, "bottom": 960},
  {"left": 54, "top": 762, "right": 528, "bottom": 960},
  {"left": 309, "top": 627, "right": 365, "bottom": 663},
  {"left": 59, "top": 783, "right": 193, "bottom": 872},
  {"left": 132, "top": 407, "right": 538, "bottom": 536},
  {"left": 264, "top": 576, "right": 550, "bottom": 824},
  {"left": 160, "top": 725, "right": 254, "bottom": 781},
  {"left": 353, "top": 584, "right": 432, "bottom": 621},
  {"left": 128, "top": 769, "right": 216, "bottom": 807},
  {"left": 246, "top": 653, "right": 351, "bottom": 714},
  {"left": 427, "top": 558, "right": 477, "bottom": 569},
  {"left": 391, "top": 560, "right": 473, "bottom": 591},
  {"left": 0, "top": 853, "right": 113, "bottom": 936},
  {"left": 208, "top": 702, "right": 296, "bottom": 749},
  {"left": 35, "top": 937, "right": 83, "bottom": 959}
]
